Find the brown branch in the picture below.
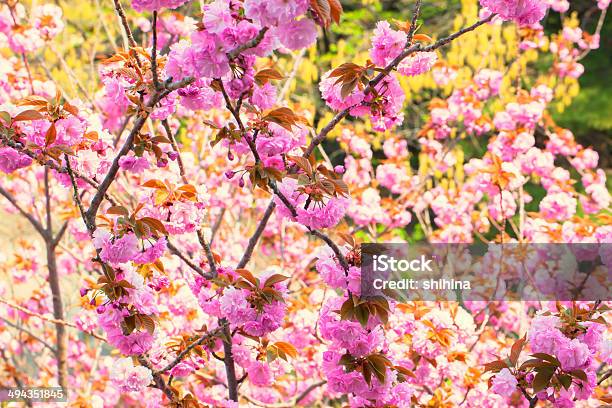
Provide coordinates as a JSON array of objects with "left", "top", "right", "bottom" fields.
[
  {"left": 137, "top": 356, "right": 175, "bottom": 401},
  {"left": 112, "top": 0, "right": 137, "bottom": 48},
  {"left": 0, "top": 185, "right": 47, "bottom": 237},
  {"left": 151, "top": 11, "right": 160, "bottom": 89},
  {"left": 85, "top": 86, "right": 182, "bottom": 226},
  {"left": 236, "top": 199, "right": 276, "bottom": 269},
  {"left": 221, "top": 320, "right": 238, "bottom": 401},
  {"left": 227, "top": 27, "right": 269, "bottom": 59},
  {"left": 295, "top": 380, "right": 327, "bottom": 404},
  {"left": 162, "top": 119, "right": 187, "bottom": 184},
  {"left": 166, "top": 239, "right": 210, "bottom": 278},
  {"left": 598, "top": 368, "right": 611, "bottom": 385},
  {"left": 406, "top": 0, "right": 423, "bottom": 44},
  {"left": 197, "top": 229, "right": 218, "bottom": 277},
  {"left": 302, "top": 13, "right": 495, "bottom": 159},
  {"left": 0, "top": 297, "right": 106, "bottom": 342},
  {"left": 154, "top": 327, "right": 223, "bottom": 375},
  {"left": 0, "top": 317, "right": 56, "bottom": 353},
  {"left": 65, "top": 155, "right": 95, "bottom": 234},
  {"left": 1, "top": 137, "right": 118, "bottom": 206},
  {"left": 210, "top": 207, "right": 226, "bottom": 244}
]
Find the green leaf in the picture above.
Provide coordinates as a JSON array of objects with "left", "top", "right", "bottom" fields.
[
  {"left": 0, "top": 111, "right": 11, "bottom": 125},
  {"left": 558, "top": 374, "right": 572, "bottom": 390},
  {"left": 569, "top": 370, "right": 588, "bottom": 382},
  {"left": 532, "top": 367, "right": 555, "bottom": 392},
  {"left": 355, "top": 304, "right": 369, "bottom": 327},
  {"left": 531, "top": 353, "right": 560, "bottom": 367}
]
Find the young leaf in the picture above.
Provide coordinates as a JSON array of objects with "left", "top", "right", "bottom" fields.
[
  {"left": 264, "top": 274, "right": 289, "bottom": 287},
  {"left": 254, "top": 68, "right": 284, "bottom": 86},
  {"left": 13, "top": 110, "right": 45, "bottom": 122},
  {"left": 509, "top": 335, "right": 526, "bottom": 366},
  {"left": 532, "top": 367, "right": 555, "bottom": 392},
  {"left": 236, "top": 269, "right": 259, "bottom": 287},
  {"left": 45, "top": 124, "right": 57, "bottom": 146},
  {"left": 107, "top": 206, "right": 129, "bottom": 217},
  {"left": 483, "top": 359, "right": 508, "bottom": 373}
]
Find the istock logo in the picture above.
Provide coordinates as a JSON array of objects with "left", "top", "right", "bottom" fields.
[{"left": 372, "top": 254, "right": 434, "bottom": 272}]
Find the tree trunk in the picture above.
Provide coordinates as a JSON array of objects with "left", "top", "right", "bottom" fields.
[{"left": 46, "top": 242, "right": 68, "bottom": 391}]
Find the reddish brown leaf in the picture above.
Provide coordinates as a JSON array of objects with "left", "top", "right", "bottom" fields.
[{"left": 13, "top": 110, "right": 45, "bottom": 122}]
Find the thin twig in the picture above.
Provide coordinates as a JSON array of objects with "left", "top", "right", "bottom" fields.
[
  {"left": 0, "top": 297, "right": 106, "bottom": 342},
  {"left": 154, "top": 327, "right": 223, "bottom": 375},
  {"left": 0, "top": 317, "right": 56, "bottom": 353},
  {"left": 302, "top": 13, "right": 496, "bottom": 158},
  {"left": 236, "top": 199, "right": 276, "bottom": 269},
  {"left": 151, "top": 11, "right": 160, "bottom": 89},
  {"left": 0, "top": 185, "right": 46, "bottom": 237},
  {"left": 227, "top": 28, "right": 269, "bottom": 59}
]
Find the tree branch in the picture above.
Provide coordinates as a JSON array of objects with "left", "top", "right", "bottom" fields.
[
  {"left": 0, "top": 185, "right": 47, "bottom": 237},
  {"left": 154, "top": 327, "right": 223, "bottom": 375},
  {"left": 302, "top": 13, "right": 495, "bottom": 158},
  {"left": 227, "top": 27, "right": 269, "bottom": 59},
  {"left": 236, "top": 199, "right": 276, "bottom": 269}
]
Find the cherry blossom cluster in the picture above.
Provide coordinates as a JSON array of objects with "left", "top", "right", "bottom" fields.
[{"left": 0, "top": 0, "right": 610, "bottom": 406}]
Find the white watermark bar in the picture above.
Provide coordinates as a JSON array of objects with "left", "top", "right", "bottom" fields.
[
  {"left": 0, "top": 387, "right": 67, "bottom": 402},
  {"left": 360, "top": 243, "right": 611, "bottom": 302}
]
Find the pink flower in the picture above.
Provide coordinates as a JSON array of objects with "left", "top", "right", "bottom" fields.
[
  {"left": 119, "top": 156, "right": 150, "bottom": 173},
  {"left": 370, "top": 21, "right": 407, "bottom": 66},
  {"left": 557, "top": 338, "right": 590, "bottom": 370},
  {"left": 110, "top": 357, "right": 153, "bottom": 392},
  {"left": 0, "top": 147, "right": 32, "bottom": 173},
  {"left": 32, "top": 4, "right": 64, "bottom": 39},
  {"left": 547, "top": 0, "right": 569, "bottom": 13},
  {"left": 242, "top": 300, "right": 286, "bottom": 336},
  {"left": 248, "top": 360, "right": 272, "bottom": 386},
  {"left": 376, "top": 163, "right": 409, "bottom": 194},
  {"left": 397, "top": 52, "right": 437, "bottom": 76},
  {"left": 250, "top": 82, "right": 277, "bottom": 110},
  {"left": 479, "top": 0, "right": 547, "bottom": 26},
  {"left": 134, "top": 237, "right": 167, "bottom": 264},
  {"left": 491, "top": 368, "right": 517, "bottom": 397},
  {"left": 296, "top": 197, "right": 349, "bottom": 229},
  {"left": 277, "top": 18, "right": 318, "bottom": 50},
  {"left": 316, "top": 252, "right": 347, "bottom": 289},
  {"left": 166, "top": 33, "right": 229, "bottom": 80},
  {"left": 98, "top": 233, "right": 139, "bottom": 265},
  {"left": 273, "top": 178, "right": 306, "bottom": 219},
  {"left": 190, "top": 32, "right": 230, "bottom": 78},
  {"left": 243, "top": 0, "right": 309, "bottom": 27},
  {"left": 540, "top": 191, "right": 577, "bottom": 221},
  {"left": 107, "top": 326, "right": 154, "bottom": 355},
  {"left": 177, "top": 80, "right": 223, "bottom": 111},
  {"left": 201, "top": 0, "right": 233, "bottom": 34},
  {"left": 219, "top": 287, "right": 256, "bottom": 326}
]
